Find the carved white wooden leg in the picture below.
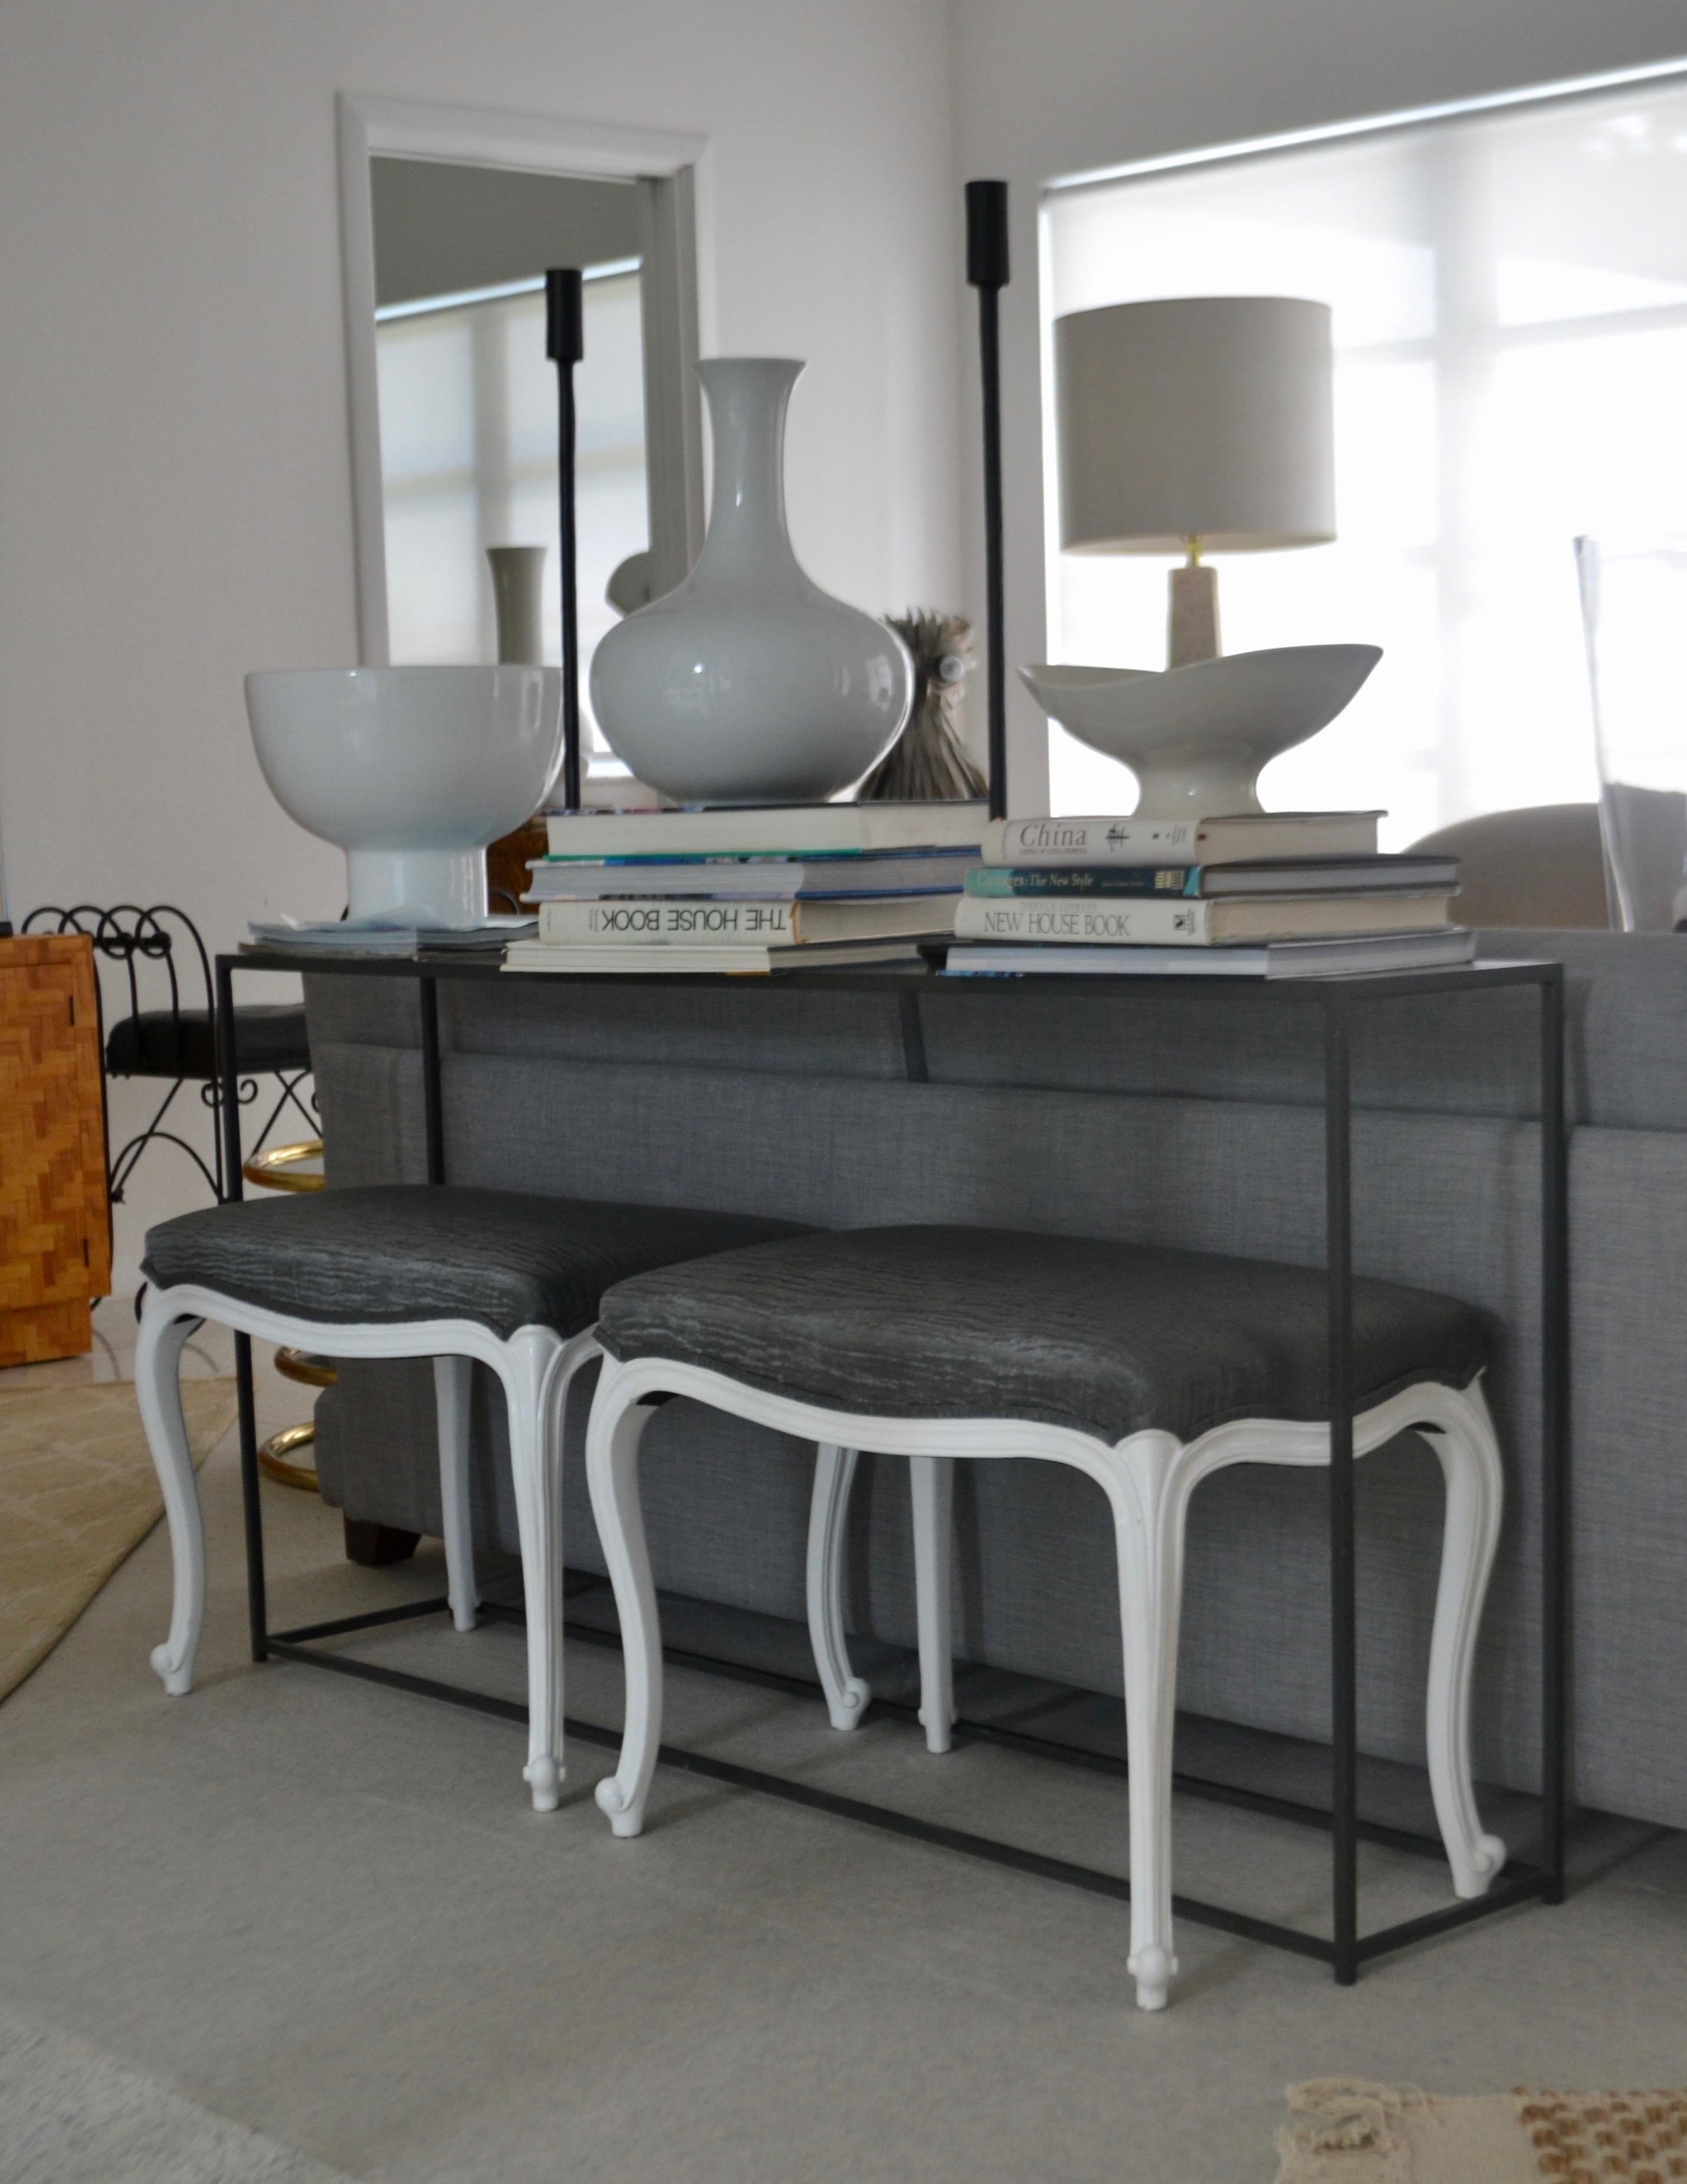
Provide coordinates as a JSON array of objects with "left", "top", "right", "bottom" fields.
[
  {"left": 134, "top": 1296, "right": 204, "bottom": 1696},
  {"left": 808, "top": 1444, "right": 869, "bottom": 1730},
  {"left": 434, "top": 1355, "right": 478, "bottom": 1634},
  {"left": 497, "top": 1328, "right": 569, "bottom": 1812},
  {"left": 588, "top": 1369, "right": 662, "bottom": 1838},
  {"left": 910, "top": 1453, "right": 956, "bottom": 1754},
  {"left": 1105, "top": 1431, "right": 1189, "bottom": 2011},
  {"left": 1420, "top": 1380, "right": 1508, "bottom": 1898}
]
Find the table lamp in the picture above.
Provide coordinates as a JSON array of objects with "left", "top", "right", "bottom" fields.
[
  {"left": 1022, "top": 293, "right": 1378, "bottom": 818},
  {"left": 1053, "top": 295, "right": 1336, "bottom": 667}
]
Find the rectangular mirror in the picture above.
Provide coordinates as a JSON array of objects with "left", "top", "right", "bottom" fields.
[
  {"left": 338, "top": 98, "right": 708, "bottom": 776},
  {"left": 373, "top": 162, "right": 645, "bottom": 697}
]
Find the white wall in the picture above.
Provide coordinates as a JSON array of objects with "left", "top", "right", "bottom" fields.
[
  {"left": 0, "top": 0, "right": 962, "bottom": 1291},
  {"left": 948, "top": 0, "right": 1687, "bottom": 815}
]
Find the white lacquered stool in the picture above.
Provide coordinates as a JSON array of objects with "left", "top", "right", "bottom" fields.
[
  {"left": 580, "top": 1224, "right": 1507, "bottom": 2011},
  {"left": 133, "top": 1184, "right": 805, "bottom": 1811}
]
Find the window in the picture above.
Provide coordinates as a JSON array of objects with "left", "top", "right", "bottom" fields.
[
  {"left": 377, "top": 266, "right": 648, "bottom": 755},
  {"left": 1042, "top": 68, "right": 1687, "bottom": 845}
]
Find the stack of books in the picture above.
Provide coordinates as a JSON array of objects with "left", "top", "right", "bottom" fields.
[
  {"left": 504, "top": 801, "right": 984, "bottom": 974},
  {"left": 941, "top": 812, "right": 1472, "bottom": 979}
]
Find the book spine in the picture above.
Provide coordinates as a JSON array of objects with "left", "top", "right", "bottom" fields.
[
  {"left": 964, "top": 865, "right": 1198, "bottom": 897},
  {"left": 536, "top": 898, "right": 797, "bottom": 944},
  {"left": 951, "top": 896, "right": 1209, "bottom": 944},
  {"left": 981, "top": 816, "right": 1202, "bottom": 867}
]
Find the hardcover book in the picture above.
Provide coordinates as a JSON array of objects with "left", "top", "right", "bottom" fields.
[
  {"left": 544, "top": 801, "right": 986, "bottom": 859},
  {"left": 534, "top": 895, "right": 956, "bottom": 946},
  {"left": 950, "top": 892, "right": 1453, "bottom": 946},
  {"left": 526, "top": 849, "right": 973, "bottom": 901},
  {"left": 980, "top": 812, "right": 1381, "bottom": 868},
  {"left": 941, "top": 928, "right": 1476, "bottom": 979},
  {"left": 963, "top": 855, "right": 1458, "bottom": 900}
]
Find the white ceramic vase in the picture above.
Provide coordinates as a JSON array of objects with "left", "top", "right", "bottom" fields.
[
  {"left": 486, "top": 545, "right": 546, "bottom": 666},
  {"left": 589, "top": 358, "right": 912, "bottom": 803}
]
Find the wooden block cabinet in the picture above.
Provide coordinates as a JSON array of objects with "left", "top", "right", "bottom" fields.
[{"left": 0, "top": 933, "right": 111, "bottom": 1365}]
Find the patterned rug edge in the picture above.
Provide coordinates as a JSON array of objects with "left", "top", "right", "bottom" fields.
[{"left": 1277, "top": 2078, "right": 1687, "bottom": 2182}]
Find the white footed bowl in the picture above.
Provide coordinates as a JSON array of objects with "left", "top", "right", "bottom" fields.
[
  {"left": 246, "top": 666, "right": 562, "bottom": 926},
  {"left": 1019, "top": 645, "right": 1381, "bottom": 818}
]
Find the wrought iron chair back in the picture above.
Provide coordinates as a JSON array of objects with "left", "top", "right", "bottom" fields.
[{"left": 21, "top": 902, "right": 314, "bottom": 1204}]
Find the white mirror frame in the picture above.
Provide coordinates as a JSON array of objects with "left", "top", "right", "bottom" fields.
[{"left": 336, "top": 92, "right": 712, "bottom": 666}]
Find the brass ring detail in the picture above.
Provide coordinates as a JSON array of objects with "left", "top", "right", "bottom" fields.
[
  {"left": 275, "top": 1347, "right": 337, "bottom": 1388},
  {"left": 242, "top": 1139, "right": 325, "bottom": 1193},
  {"left": 258, "top": 1420, "right": 320, "bottom": 1493}
]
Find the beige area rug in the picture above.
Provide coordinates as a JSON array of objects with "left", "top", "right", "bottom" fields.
[
  {"left": 1278, "top": 2080, "right": 1687, "bottom": 2182},
  {"left": 0, "top": 1378, "right": 236, "bottom": 1702},
  {"left": 0, "top": 2000, "right": 361, "bottom": 2182}
]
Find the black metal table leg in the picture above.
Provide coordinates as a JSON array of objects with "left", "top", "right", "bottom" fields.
[
  {"left": 1540, "top": 965, "right": 1569, "bottom": 1902},
  {"left": 216, "top": 955, "right": 268, "bottom": 1662},
  {"left": 419, "top": 975, "right": 444, "bottom": 1184},
  {"left": 1324, "top": 998, "right": 1358, "bottom": 1984}
]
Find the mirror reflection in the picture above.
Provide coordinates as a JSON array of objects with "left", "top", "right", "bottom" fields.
[{"left": 370, "top": 158, "right": 650, "bottom": 754}]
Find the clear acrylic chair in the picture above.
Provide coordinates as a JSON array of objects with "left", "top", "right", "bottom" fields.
[{"left": 1574, "top": 534, "right": 1687, "bottom": 932}]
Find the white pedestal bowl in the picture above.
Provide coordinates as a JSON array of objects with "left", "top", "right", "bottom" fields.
[
  {"left": 1019, "top": 645, "right": 1381, "bottom": 819},
  {"left": 246, "top": 667, "right": 562, "bottom": 926}
]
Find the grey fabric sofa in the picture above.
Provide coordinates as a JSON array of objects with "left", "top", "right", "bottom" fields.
[{"left": 305, "top": 931, "right": 1687, "bottom": 1832}]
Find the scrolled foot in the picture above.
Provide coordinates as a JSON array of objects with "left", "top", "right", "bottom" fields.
[
  {"left": 523, "top": 1755, "right": 563, "bottom": 1814},
  {"left": 827, "top": 1677, "right": 871, "bottom": 1733},
  {"left": 595, "top": 1775, "right": 646, "bottom": 1839},
  {"left": 150, "top": 1642, "right": 193, "bottom": 1697},
  {"left": 1452, "top": 1832, "right": 1508, "bottom": 1900},
  {"left": 1128, "top": 1943, "right": 1177, "bottom": 2013}
]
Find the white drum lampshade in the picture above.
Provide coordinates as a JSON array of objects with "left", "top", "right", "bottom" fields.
[{"left": 1053, "top": 296, "right": 1336, "bottom": 665}]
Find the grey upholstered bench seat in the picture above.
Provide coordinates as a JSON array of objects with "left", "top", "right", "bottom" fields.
[
  {"left": 142, "top": 1185, "right": 808, "bottom": 1340},
  {"left": 595, "top": 1224, "right": 1492, "bottom": 1445}
]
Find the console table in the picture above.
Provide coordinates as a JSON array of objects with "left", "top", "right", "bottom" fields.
[{"left": 216, "top": 944, "right": 1568, "bottom": 1989}]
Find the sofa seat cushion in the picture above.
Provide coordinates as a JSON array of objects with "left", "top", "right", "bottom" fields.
[
  {"left": 107, "top": 1004, "right": 311, "bottom": 1080},
  {"left": 142, "top": 1185, "right": 808, "bottom": 1341},
  {"left": 596, "top": 1225, "right": 1491, "bottom": 1445}
]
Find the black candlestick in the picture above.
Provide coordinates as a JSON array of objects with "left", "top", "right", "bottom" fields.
[
  {"left": 966, "top": 180, "right": 1010, "bottom": 823},
  {"left": 546, "top": 268, "right": 585, "bottom": 813}
]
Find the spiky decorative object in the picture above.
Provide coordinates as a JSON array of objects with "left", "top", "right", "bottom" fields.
[{"left": 859, "top": 611, "right": 986, "bottom": 801}]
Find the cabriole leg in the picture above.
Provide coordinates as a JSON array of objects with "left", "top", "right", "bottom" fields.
[
  {"left": 588, "top": 1372, "right": 661, "bottom": 1838},
  {"left": 134, "top": 1297, "right": 204, "bottom": 1696},
  {"left": 808, "top": 1444, "right": 869, "bottom": 1730},
  {"left": 433, "top": 1355, "right": 478, "bottom": 1633},
  {"left": 1420, "top": 1382, "right": 1508, "bottom": 1898},
  {"left": 1106, "top": 1432, "right": 1188, "bottom": 2011},
  {"left": 498, "top": 1329, "right": 569, "bottom": 1812},
  {"left": 909, "top": 1454, "right": 956, "bottom": 1753}
]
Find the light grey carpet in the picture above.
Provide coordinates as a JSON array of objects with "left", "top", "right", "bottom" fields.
[{"left": 0, "top": 2003, "right": 362, "bottom": 2184}]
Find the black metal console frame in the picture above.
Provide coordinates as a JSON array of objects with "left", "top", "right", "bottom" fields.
[{"left": 215, "top": 946, "right": 1568, "bottom": 1985}]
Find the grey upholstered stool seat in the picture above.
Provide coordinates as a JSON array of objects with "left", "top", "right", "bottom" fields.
[
  {"left": 595, "top": 1224, "right": 1491, "bottom": 1442},
  {"left": 133, "top": 1183, "right": 806, "bottom": 1815},
  {"left": 143, "top": 1185, "right": 805, "bottom": 1340},
  {"left": 585, "top": 1222, "right": 1507, "bottom": 2012}
]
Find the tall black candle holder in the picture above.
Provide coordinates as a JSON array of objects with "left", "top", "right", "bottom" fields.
[
  {"left": 545, "top": 267, "right": 585, "bottom": 813},
  {"left": 966, "top": 180, "right": 1010, "bottom": 822}
]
